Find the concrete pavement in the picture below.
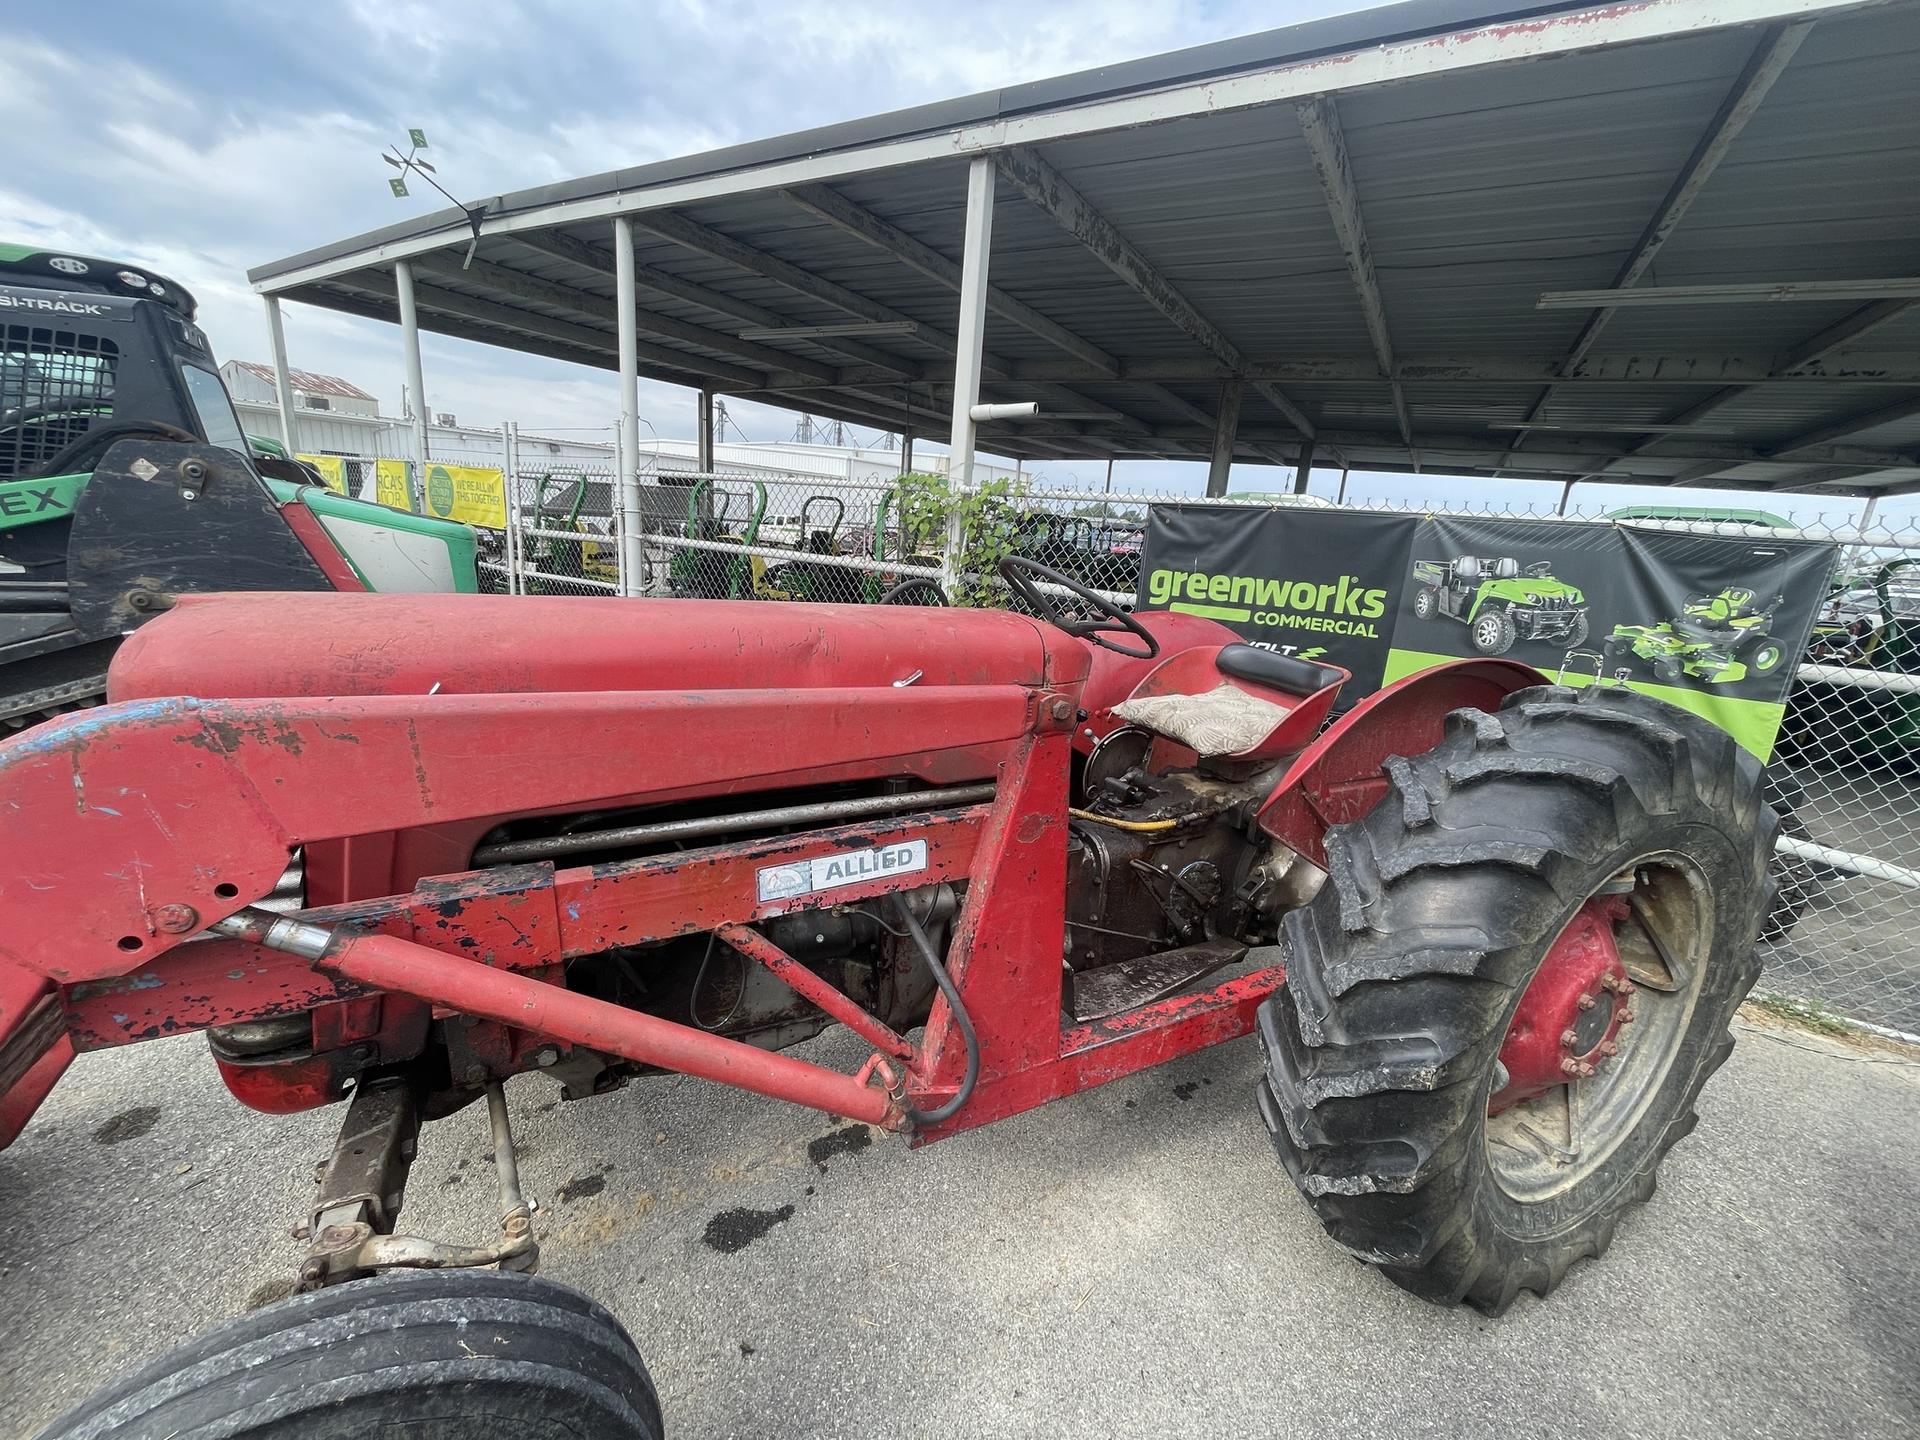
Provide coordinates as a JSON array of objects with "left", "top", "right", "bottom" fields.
[{"left": 4, "top": 1010, "right": 1916, "bottom": 1439}]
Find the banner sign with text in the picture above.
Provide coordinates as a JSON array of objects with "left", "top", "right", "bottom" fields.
[
  {"left": 294, "top": 453, "right": 347, "bottom": 495},
  {"left": 374, "top": 458, "right": 414, "bottom": 512},
  {"left": 423, "top": 462, "right": 507, "bottom": 530},
  {"left": 1139, "top": 504, "right": 1836, "bottom": 760}
]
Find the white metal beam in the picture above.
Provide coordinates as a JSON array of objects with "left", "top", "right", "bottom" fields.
[
  {"left": 393, "top": 260, "right": 431, "bottom": 498},
  {"left": 614, "top": 217, "right": 644, "bottom": 599},
  {"left": 1293, "top": 95, "right": 1417, "bottom": 466},
  {"left": 261, "top": 295, "right": 300, "bottom": 454},
  {"left": 946, "top": 158, "right": 996, "bottom": 594},
  {"left": 1541, "top": 277, "right": 1920, "bottom": 309}
]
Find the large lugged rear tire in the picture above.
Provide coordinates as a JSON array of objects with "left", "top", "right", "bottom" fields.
[
  {"left": 36, "top": 1269, "right": 664, "bottom": 1439},
  {"left": 1257, "top": 684, "right": 1774, "bottom": 1314}
]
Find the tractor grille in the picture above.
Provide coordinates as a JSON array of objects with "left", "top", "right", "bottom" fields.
[{"left": 0, "top": 325, "right": 119, "bottom": 481}]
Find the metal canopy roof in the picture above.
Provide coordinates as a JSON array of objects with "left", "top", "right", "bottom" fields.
[{"left": 251, "top": 0, "right": 1920, "bottom": 496}]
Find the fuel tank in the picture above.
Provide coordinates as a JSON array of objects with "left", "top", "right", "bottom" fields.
[{"left": 109, "top": 592, "right": 1086, "bottom": 700}]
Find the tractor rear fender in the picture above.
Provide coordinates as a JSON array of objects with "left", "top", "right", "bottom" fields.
[{"left": 1256, "top": 658, "right": 1546, "bottom": 868}]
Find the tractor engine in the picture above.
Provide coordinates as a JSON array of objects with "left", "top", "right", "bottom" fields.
[{"left": 1060, "top": 731, "right": 1322, "bottom": 1019}]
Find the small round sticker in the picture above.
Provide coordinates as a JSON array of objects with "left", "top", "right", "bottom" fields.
[{"left": 426, "top": 465, "right": 455, "bottom": 516}]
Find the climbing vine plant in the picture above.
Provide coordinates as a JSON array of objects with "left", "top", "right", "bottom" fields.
[{"left": 894, "top": 470, "right": 1026, "bottom": 608}]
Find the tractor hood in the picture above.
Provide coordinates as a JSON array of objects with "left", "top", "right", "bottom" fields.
[{"left": 108, "top": 592, "right": 1084, "bottom": 701}]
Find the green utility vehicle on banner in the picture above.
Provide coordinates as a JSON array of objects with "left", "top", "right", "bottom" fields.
[
  {"left": 1409, "top": 554, "right": 1588, "bottom": 653},
  {"left": 0, "top": 244, "right": 476, "bottom": 730},
  {"left": 1604, "top": 586, "right": 1787, "bottom": 686}
]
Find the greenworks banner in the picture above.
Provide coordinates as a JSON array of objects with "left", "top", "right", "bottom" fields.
[
  {"left": 1141, "top": 506, "right": 1419, "bottom": 692},
  {"left": 1139, "top": 506, "right": 1836, "bottom": 760}
]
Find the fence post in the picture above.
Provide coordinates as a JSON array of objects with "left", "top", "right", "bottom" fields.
[{"left": 502, "top": 420, "right": 521, "bottom": 595}]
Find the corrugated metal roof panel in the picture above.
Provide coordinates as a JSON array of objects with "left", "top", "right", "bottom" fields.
[{"left": 248, "top": 0, "right": 1920, "bottom": 492}]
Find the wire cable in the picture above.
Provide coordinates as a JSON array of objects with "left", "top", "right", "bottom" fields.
[{"left": 890, "top": 893, "right": 979, "bottom": 1125}]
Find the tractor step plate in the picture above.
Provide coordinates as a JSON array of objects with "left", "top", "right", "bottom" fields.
[{"left": 1068, "top": 937, "right": 1248, "bottom": 1023}]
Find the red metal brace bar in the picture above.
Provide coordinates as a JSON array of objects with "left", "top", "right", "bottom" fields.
[
  {"left": 713, "top": 923, "right": 914, "bottom": 1061},
  {"left": 301, "top": 923, "right": 905, "bottom": 1130}
]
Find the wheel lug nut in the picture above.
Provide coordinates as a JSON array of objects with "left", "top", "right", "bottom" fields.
[
  {"left": 1560, "top": 1058, "right": 1582, "bottom": 1076},
  {"left": 1577, "top": 994, "right": 1597, "bottom": 1011},
  {"left": 1617, "top": 1008, "right": 1635, "bottom": 1024},
  {"left": 1579, "top": 1062, "right": 1597, "bottom": 1078},
  {"left": 1560, "top": 1029, "right": 1579, "bottom": 1048},
  {"left": 1600, "top": 1040, "right": 1619, "bottom": 1058}
]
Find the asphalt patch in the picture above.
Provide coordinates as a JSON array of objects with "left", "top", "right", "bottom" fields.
[
  {"left": 92, "top": 1105, "right": 161, "bottom": 1144},
  {"left": 703, "top": 1204, "right": 795, "bottom": 1254},
  {"left": 559, "top": 1172, "right": 608, "bottom": 1204},
  {"left": 806, "top": 1123, "right": 872, "bottom": 1172}
]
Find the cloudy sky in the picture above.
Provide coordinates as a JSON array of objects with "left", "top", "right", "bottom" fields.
[{"left": 1, "top": 0, "right": 1877, "bottom": 520}]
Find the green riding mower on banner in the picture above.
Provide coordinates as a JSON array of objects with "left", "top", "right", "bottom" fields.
[
  {"left": 1410, "top": 554, "right": 1588, "bottom": 653},
  {"left": 1603, "top": 587, "right": 1787, "bottom": 686}
]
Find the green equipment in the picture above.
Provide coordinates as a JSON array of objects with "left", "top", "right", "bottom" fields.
[
  {"left": 669, "top": 478, "right": 762, "bottom": 599},
  {"left": 0, "top": 243, "right": 477, "bottom": 731},
  {"left": 1603, "top": 587, "right": 1786, "bottom": 686},
  {"left": 1784, "top": 558, "right": 1920, "bottom": 766},
  {"left": 763, "top": 493, "right": 864, "bottom": 603},
  {"left": 1409, "top": 554, "right": 1588, "bottom": 654}
]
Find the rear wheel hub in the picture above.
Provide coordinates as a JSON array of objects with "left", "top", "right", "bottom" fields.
[{"left": 1492, "top": 894, "right": 1632, "bottom": 1113}]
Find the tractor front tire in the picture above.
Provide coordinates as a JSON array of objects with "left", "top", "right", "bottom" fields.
[
  {"left": 35, "top": 1270, "right": 664, "bottom": 1439},
  {"left": 1257, "top": 684, "right": 1773, "bottom": 1314},
  {"left": 1470, "top": 607, "right": 1517, "bottom": 654}
]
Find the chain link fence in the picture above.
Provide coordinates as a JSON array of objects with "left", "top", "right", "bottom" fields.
[{"left": 481, "top": 464, "right": 1919, "bottom": 1038}]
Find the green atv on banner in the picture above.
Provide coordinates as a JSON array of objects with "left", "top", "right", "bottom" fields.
[
  {"left": 1605, "top": 586, "right": 1788, "bottom": 686},
  {"left": 1409, "top": 554, "right": 1588, "bottom": 654}
]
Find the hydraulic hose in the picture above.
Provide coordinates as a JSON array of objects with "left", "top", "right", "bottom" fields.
[{"left": 890, "top": 893, "right": 979, "bottom": 1126}]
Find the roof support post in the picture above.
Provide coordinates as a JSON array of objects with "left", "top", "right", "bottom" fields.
[
  {"left": 393, "top": 259, "right": 431, "bottom": 507},
  {"left": 261, "top": 296, "right": 301, "bottom": 455},
  {"left": 697, "top": 389, "right": 714, "bottom": 472},
  {"left": 944, "top": 156, "right": 996, "bottom": 598},
  {"left": 1292, "top": 437, "right": 1316, "bottom": 495},
  {"left": 613, "top": 216, "right": 645, "bottom": 598},
  {"left": 1206, "top": 379, "right": 1243, "bottom": 497}
]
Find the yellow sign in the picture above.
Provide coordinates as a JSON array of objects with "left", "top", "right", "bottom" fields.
[
  {"left": 374, "top": 459, "right": 414, "bottom": 512},
  {"left": 423, "top": 463, "right": 507, "bottom": 530},
  {"left": 295, "top": 453, "right": 348, "bottom": 495}
]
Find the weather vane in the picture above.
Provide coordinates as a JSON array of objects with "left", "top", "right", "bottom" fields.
[{"left": 382, "top": 129, "right": 489, "bottom": 268}]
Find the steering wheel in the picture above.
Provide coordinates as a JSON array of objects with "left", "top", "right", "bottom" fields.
[{"left": 997, "top": 554, "right": 1158, "bottom": 659}]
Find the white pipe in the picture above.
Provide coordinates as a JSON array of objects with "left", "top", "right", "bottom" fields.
[
  {"left": 969, "top": 401, "right": 1038, "bottom": 422},
  {"left": 614, "top": 216, "right": 645, "bottom": 599},
  {"left": 394, "top": 260, "right": 430, "bottom": 511},
  {"left": 1776, "top": 834, "right": 1920, "bottom": 892},
  {"left": 262, "top": 296, "right": 300, "bottom": 454},
  {"left": 503, "top": 420, "right": 522, "bottom": 595},
  {"left": 944, "top": 156, "right": 996, "bottom": 597},
  {"left": 1795, "top": 663, "right": 1920, "bottom": 694}
]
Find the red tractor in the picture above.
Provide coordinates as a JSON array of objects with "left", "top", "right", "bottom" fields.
[{"left": 1, "top": 557, "right": 1772, "bottom": 1438}]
